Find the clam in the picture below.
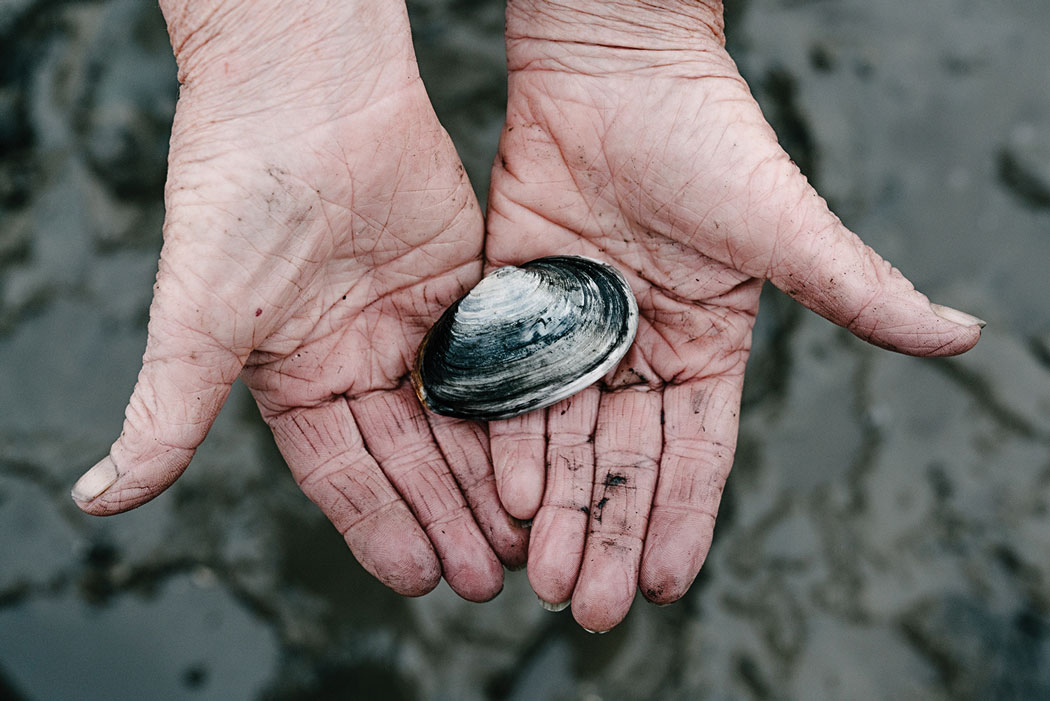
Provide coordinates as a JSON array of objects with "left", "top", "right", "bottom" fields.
[{"left": 412, "top": 255, "right": 638, "bottom": 420}]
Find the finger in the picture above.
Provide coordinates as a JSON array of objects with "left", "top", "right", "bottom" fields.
[
  {"left": 72, "top": 300, "right": 243, "bottom": 515},
  {"left": 349, "top": 384, "right": 504, "bottom": 602},
  {"left": 640, "top": 378, "right": 740, "bottom": 605},
  {"left": 527, "top": 387, "right": 600, "bottom": 609},
  {"left": 267, "top": 399, "right": 440, "bottom": 597},
  {"left": 427, "top": 414, "right": 530, "bottom": 570},
  {"left": 747, "top": 155, "right": 983, "bottom": 355},
  {"left": 488, "top": 411, "right": 547, "bottom": 521},
  {"left": 571, "top": 389, "right": 662, "bottom": 632}
]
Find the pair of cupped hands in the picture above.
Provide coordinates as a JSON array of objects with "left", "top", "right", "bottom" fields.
[{"left": 72, "top": 0, "right": 982, "bottom": 632}]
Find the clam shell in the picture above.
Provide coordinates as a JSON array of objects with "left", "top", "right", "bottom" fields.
[{"left": 412, "top": 255, "right": 638, "bottom": 420}]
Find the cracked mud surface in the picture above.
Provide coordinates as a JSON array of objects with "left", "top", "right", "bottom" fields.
[{"left": 2, "top": 0, "right": 1049, "bottom": 698}]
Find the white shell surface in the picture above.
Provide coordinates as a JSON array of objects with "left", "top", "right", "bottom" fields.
[{"left": 413, "top": 256, "right": 639, "bottom": 420}]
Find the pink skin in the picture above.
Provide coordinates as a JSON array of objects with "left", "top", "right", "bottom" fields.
[
  {"left": 486, "top": 0, "right": 983, "bottom": 631},
  {"left": 70, "top": 0, "right": 982, "bottom": 627},
  {"left": 70, "top": 1, "right": 527, "bottom": 602}
]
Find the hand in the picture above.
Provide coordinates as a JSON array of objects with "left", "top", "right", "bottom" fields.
[
  {"left": 486, "top": 0, "right": 983, "bottom": 630},
  {"left": 71, "top": 0, "right": 526, "bottom": 601}
]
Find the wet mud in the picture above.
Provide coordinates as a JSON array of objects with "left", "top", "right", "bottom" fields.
[{"left": 2, "top": 0, "right": 1049, "bottom": 698}]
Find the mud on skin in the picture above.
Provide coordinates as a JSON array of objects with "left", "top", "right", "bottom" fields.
[{"left": 2, "top": 0, "right": 1050, "bottom": 698}]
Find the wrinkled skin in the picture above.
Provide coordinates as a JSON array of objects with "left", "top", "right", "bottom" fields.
[
  {"left": 71, "top": 0, "right": 981, "bottom": 629},
  {"left": 485, "top": 0, "right": 982, "bottom": 631},
  {"left": 72, "top": 1, "right": 527, "bottom": 602}
]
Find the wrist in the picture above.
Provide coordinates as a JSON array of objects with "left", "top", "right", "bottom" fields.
[
  {"left": 159, "top": 0, "right": 417, "bottom": 112},
  {"left": 506, "top": 0, "right": 725, "bottom": 50}
]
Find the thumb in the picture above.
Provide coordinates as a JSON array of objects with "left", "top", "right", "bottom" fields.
[
  {"left": 759, "top": 172, "right": 984, "bottom": 357},
  {"left": 73, "top": 277, "right": 244, "bottom": 514}
]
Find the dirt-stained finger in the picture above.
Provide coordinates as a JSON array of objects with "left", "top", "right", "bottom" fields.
[
  {"left": 640, "top": 378, "right": 741, "bottom": 605},
  {"left": 528, "top": 387, "right": 600, "bottom": 608},
  {"left": 427, "top": 413, "right": 530, "bottom": 570},
  {"left": 489, "top": 410, "right": 548, "bottom": 521},
  {"left": 350, "top": 384, "right": 504, "bottom": 602},
  {"left": 267, "top": 397, "right": 440, "bottom": 597},
  {"left": 571, "top": 388, "right": 662, "bottom": 632}
]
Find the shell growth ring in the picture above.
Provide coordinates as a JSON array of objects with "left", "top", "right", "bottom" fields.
[{"left": 412, "top": 255, "right": 639, "bottom": 420}]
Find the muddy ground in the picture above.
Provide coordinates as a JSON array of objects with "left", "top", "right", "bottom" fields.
[{"left": 2, "top": 0, "right": 1049, "bottom": 698}]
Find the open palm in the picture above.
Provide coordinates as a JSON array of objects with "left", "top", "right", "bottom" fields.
[
  {"left": 486, "top": 3, "right": 981, "bottom": 630},
  {"left": 72, "top": 4, "right": 525, "bottom": 602}
]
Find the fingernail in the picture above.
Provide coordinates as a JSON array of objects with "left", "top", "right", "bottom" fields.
[
  {"left": 581, "top": 626, "right": 609, "bottom": 635},
  {"left": 538, "top": 596, "right": 570, "bottom": 612},
  {"left": 72, "top": 456, "right": 119, "bottom": 502},
  {"left": 931, "top": 303, "right": 986, "bottom": 329}
]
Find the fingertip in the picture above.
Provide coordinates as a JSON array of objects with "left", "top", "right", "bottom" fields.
[
  {"left": 445, "top": 547, "right": 505, "bottom": 603},
  {"left": 474, "top": 502, "right": 530, "bottom": 571},
  {"left": 360, "top": 526, "right": 442, "bottom": 598},
  {"left": 928, "top": 323, "right": 983, "bottom": 357},
  {"left": 489, "top": 413, "right": 546, "bottom": 520},
  {"left": 475, "top": 501, "right": 530, "bottom": 570},
  {"left": 639, "top": 524, "right": 709, "bottom": 606},
  {"left": 497, "top": 469, "right": 545, "bottom": 521},
  {"left": 345, "top": 501, "right": 442, "bottom": 598},
  {"left": 72, "top": 447, "right": 194, "bottom": 515},
  {"left": 71, "top": 456, "right": 119, "bottom": 505},
  {"left": 527, "top": 565, "right": 575, "bottom": 608},
  {"left": 421, "top": 510, "right": 506, "bottom": 603},
  {"left": 526, "top": 508, "right": 586, "bottom": 605},
  {"left": 924, "top": 303, "right": 984, "bottom": 356},
  {"left": 571, "top": 590, "right": 632, "bottom": 633},
  {"left": 571, "top": 558, "right": 636, "bottom": 633},
  {"left": 638, "top": 571, "right": 697, "bottom": 607},
  {"left": 495, "top": 521, "right": 530, "bottom": 571},
  {"left": 639, "top": 572, "right": 691, "bottom": 607},
  {"left": 863, "top": 299, "right": 985, "bottom": 358}
]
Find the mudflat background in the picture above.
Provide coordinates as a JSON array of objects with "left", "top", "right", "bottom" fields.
[{"left": 2, "top": 0, "right": 1049, "bottom": 698}]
